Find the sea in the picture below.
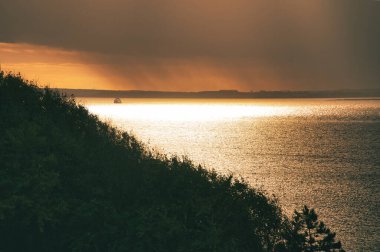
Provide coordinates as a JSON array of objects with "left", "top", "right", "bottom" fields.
[{"left": 81, "top": 97, "right": 380, "bottom": 251}]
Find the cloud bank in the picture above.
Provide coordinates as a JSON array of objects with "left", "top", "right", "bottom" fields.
[{"left": 0, "top": 0, "right": 379, "bottom": 90}]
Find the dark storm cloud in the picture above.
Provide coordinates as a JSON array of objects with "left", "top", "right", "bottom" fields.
[{"left": 0, "top": 0, "right": 379, "bottom": 90}]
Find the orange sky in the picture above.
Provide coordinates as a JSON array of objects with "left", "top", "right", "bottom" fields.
[
  {"left": 0, "top": 43, "right": 111, "bottom": 89},
  {"left": 0, "top": 1, "right": 379, "bottom": 91},
  {"left": 0, "top": 42, "right": 280, "bottom": 91}
]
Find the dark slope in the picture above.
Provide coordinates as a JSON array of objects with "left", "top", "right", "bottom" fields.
[{"left": 0, "top": 72, "right": 343, "bottom": 252}]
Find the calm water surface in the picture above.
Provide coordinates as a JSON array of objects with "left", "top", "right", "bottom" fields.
[{"left": 82, "top": 98, "right": 380, "bottom": 251}]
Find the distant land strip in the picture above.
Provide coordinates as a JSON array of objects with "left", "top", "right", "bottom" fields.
[{"left": 57, "top": 88, "right": 380, "bottom": 99}]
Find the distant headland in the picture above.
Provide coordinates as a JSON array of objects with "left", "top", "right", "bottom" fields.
[{"left": 58, "top": 88, "right": 380, "bottom": 99}]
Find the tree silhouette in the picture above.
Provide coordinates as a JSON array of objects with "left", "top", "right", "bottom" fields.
[{"left": 276, "top": 206, "right": 344, "bottom": 252}]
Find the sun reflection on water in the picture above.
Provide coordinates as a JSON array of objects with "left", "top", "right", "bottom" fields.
[
  {"left": 87, "top": 103, "right": 296, "bottom": 122},
  {"left": 82, "top": 98, "right": 380, "bottom": 251}
]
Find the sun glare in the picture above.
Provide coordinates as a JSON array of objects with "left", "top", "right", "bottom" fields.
[{"left": 87, "top": 102, "right": 296, "bottom": 122}]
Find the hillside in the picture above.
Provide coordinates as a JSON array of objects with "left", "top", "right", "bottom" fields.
[{"left": 0, "top": 72, "right": 343, "bottom": 252}]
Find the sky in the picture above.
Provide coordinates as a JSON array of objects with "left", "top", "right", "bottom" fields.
[{"left": 0, "top": 0, "right": 379, "bottom": 91}]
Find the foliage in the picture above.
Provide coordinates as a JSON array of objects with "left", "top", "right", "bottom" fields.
[
  {"left": 275, "top": 206, "right": 344, "bottom": 252},
  {"left": 0, "top": 72, "right": 343, "bottom": 251}
]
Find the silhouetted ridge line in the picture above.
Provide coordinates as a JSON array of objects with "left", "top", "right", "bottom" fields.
[
  {"left": 0, "top": 72, "right": 344, "bottom": 252},
  {"left": 58, "top": 88, "right": 380, "bottom": 99}
]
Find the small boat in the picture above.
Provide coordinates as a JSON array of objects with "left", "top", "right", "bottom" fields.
[{"left": 114, "top": 98, "right": 122, "bottom": 104}]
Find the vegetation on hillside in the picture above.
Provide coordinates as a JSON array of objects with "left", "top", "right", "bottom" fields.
[{"left": 0, "top": 72, "right": 344, "bottom": 251}]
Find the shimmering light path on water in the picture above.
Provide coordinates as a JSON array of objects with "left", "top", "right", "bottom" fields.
[{"left": 83, "top": 98, "right": 380, "bottom": 251}]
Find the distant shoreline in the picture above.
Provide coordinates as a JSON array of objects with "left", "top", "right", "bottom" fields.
[{"left": 57, "top": 88, "right": 380, "bottom": 99}]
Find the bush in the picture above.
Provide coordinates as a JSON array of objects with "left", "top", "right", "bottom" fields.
[{"left": 0, "top": 72, "right": 343, "bottom": 251}]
